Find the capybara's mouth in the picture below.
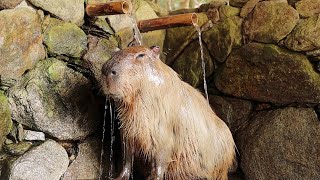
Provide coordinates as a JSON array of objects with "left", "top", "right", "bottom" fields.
[{"left": 106, "top": 92, "right": 122, "bottom": 101}]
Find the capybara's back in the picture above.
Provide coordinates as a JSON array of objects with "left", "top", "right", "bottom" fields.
[
  {"left": 164, "top": 81, "right": 235, "bottom": 180},
  {"left": 100, "top": 46, "right": 235, "bottom": 180}
]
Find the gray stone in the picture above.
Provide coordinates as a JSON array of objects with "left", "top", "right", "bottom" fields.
[
  {"left": 0, "top": 8, "right": 45, "bottom": 80},
  {"left": 145, "top": 0, "right": 169, "bottom": 17},
  {"left": 296, "top": 0, "right": 320, "bottom": 17},
  {"left": 44, "top": 22, "right": 87, "bottom": 58},
  {"left": 0, "top": 0, "right": 23, "bottom": 9},
  {"left": 7, "top": 140, "right": 69, "bottom": 180},
  {"left": 285, "top": 15, "right": 320, "bottom": 51},
  {"left": 23, "top": 130, "right": 45, "bottom": 141},
  {"left": 8, "top": 58, "right": 99, "bottom": 140},
  {"left": 209, "top": 95, "right": 252, "bottom": 133},
  {"left": 237, "top": 107, "right": 320, "bottom": 179},
  {"left": 61, "top": 137, "right": 101, "bottom": 180},
  {"left": 243, "top": 1, "right": 299, "bottom": 43},
  {"left": 203, "top": 16, "right": 243, "bottom": 63},
  {"left": 27, "top": 0, "right": 84, "bottom": 26},
  {"left": 107, "top": 14, "right": 134, "bottom": 48},
  {"left": 172, "top": 41, "right": 214, "bottom": 87},
  {"left": 136, "top": 0, "right": 166, "bottom": 50},
  {"left": 83, "top": 35, "right": 119, "bottom": 81},
  {"left": 7, "top": 122, "right": 23, "bottom": 143},
  {"left": 106, "top": 0, "right": 165, "bottom": 49},
  {"left": 215, "top": 43, "right": 320, "bottom": 104},
  {"left": 92, "top": 17, "right": 114, "bottom": 35},
  {"left": 14, "top": 0, "right": 37, "bottom": 11},
  {"left": 0, "top": 92, "right": 12, "bottom": 150}
]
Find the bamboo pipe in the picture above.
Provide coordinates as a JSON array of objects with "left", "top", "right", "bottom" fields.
[
  {"left": 86, "top": 1, "right": 132, "bottom": 17},
  {"left": 137, "top": 13, "right": 198, "bottom": 33}
]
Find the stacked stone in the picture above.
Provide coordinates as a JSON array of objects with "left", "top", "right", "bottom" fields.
[
  {"left": 1, "top": 0, "right": 320, "bottom": 179},
  {"left": 164, "top": 0, "right": 320, "bottom": 179},
  {"left": 0, "top": 0, "right": 165, "bottom": 179}
]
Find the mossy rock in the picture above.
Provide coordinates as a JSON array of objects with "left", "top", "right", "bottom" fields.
[
  {"left": 296, "top": 0, "right": 320, "bottom": 17},
  {"left": 83, "top": 35, "right": 119, "bottom": 80},
  {"left": 8, "top": 58, "right": 99, "bottom": 140},
  {"left": 44, "top": 22, "right": 87, "bottom": 58},
  {"left": 285, "top": 15, "right": 320, "bottom": 51},
  {"left": 237, "top": 107, "right": 320, "bottom": 179},
  {"left": 219, "top": 5, "right": 240, "bottom": 19},
  {"left": 0, "top": 8, "right": 45, "bottom": 80},
  {"left": 0, "top": 92, "right": 12, "bottom": 150},
  {"left": 203, "top": 16, "right": 243, "bottom": 63},
  {"left": 215, "top": 42, "right": 320, "bottom": 104},
  {"left": 243, "top": 1, "right": 299, "bottom": 43},
  {"left": 172, "top": 41, "right": 214, "bottom": 87},
  {"left": 3, "top": 142, "right": 33, "bottom": 156},
  {"left": 164, "top": 13, "right": 208, "bottom": 64}
]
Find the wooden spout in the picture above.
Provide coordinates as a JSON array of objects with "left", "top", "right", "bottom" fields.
[
  {"left": 86, "top": 1, "right": 132, "bottom": 17},
  {"left": 138, "top": 13, "right": 198, "bottom": 33}
]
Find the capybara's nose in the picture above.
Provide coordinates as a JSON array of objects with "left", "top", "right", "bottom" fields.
[{"left": 111, "top": 70, "right": 117, "bottom": 76}]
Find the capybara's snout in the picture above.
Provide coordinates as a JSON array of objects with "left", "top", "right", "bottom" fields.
[{"left": 102, "top": 61, "right": 119, "bottom": 80}]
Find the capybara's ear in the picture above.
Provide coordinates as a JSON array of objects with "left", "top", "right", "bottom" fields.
[{"left": 150, "top": 46, "right": 160, "bottom": 59}]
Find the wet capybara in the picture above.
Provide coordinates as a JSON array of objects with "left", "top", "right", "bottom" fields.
[{"left": 100, "top": 46, "right": 235, "bottom": 180}]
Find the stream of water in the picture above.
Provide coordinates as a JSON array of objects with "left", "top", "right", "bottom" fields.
[
  {"left": 194, "top": 24, "right": 209, "bottom": 102},
  {"left": 98, "top": 98, "right": 108, "bottom": 180},
  {"left": 129, "top": 13, "right": 143, "bottom": 45},
  {"left": 108, "top": 99, "right": 115, "bottom": 178},
  {"left": 98, "top": 98, "right": 115, "bottom": 180}
]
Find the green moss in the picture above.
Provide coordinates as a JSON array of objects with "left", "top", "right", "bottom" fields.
[
  {"left": 46, "top": 58, "right": 66, "bottom": 81},
  {"left": 203, "top": 16, "right": 243, "bottom": 62},
  {"left": 172, "top": 41, "right": 214, "bottom": 87},
  {"left": 3, "top": 141, "right": 33, "bottom": 155},
  {"left": 94, "top": 17, "right": 114, "bottom": 34},
  {"left": 0, "top": 92, "right": 12, "bottom": 149},
  {"left": 219, "top": 5, "right": 241, "bottom": 19},
  {"left": 44, "top": 23, "right": 87, "bottom": 58}
]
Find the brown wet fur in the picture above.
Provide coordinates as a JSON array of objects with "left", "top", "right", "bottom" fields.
[{"left": 101, "top": 46, "right": 235, "bottom": 180}]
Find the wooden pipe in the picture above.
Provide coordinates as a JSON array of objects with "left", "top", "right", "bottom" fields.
[
  {"left": 137, "top": 13, "right": 198, "bottom": 33},
  {"left": 86, "top": 1, "right": 132, "bottom": 17}
]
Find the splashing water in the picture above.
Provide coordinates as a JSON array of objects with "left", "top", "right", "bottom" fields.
[{"left": 194, "top": 24, "right": 209, "bottom": 102}]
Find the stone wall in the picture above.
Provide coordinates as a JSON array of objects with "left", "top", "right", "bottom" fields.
[
  {"left": 0, "top": 0, "right": 319, "bottom": 179},
  {"left": 0, "top": 0, "right": 165, "bottom": 179},
  {"left": 165, "top": 0, "right": 320, "bottom": 179}
]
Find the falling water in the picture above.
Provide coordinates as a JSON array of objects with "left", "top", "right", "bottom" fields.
[
  {"left": 98, "top": 98, "right": 116, "bottom": 180},
  {"left": 98, "top": 98, "right": 108, "bottom": 180},
  {"left": 194, "top": 24, "right": 209, "bottom": 102},
  {"left": 108, "top": 99, "right": 115, "bottom": 178},
  {"left": 128, "top": 7, "right": 143, "bottom": 46}
]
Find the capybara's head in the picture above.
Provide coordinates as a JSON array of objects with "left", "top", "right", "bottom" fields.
[{"left": 101, "top": 46, "right": 162, "bottom": 101}]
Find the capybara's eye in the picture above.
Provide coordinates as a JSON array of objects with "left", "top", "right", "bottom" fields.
[{"left": 137, "top": 53, "right": 145, "bottom": 58}]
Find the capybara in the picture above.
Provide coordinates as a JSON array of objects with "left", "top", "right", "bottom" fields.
[{"left": 100, "top": 46, "right": 235, "bottom": 180}]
